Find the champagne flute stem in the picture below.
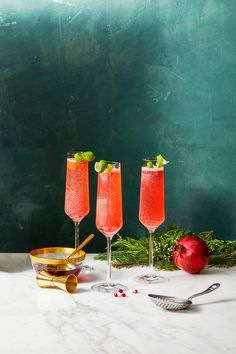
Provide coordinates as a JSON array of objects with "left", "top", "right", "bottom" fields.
[
  {"left": 149, "top": 231, "right": 154, "bottom": 273},
  {"left": 75, "top": 222, "right": 80, "bottom": 248},
  {"left": 106, "top": 237, "right": 112, "bottom": 285}
]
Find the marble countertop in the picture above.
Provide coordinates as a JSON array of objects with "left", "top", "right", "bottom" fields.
[{"left": 0, "top": 253, "right": 236, "bottom": 354}]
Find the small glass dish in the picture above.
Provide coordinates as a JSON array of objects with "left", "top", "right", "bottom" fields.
[{"left": 29, "top": 247, "right": 86, "bottom": 280}]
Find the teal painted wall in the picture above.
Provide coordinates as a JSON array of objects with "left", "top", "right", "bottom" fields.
[{"left": 0, "top": 0, "right": 235, "bottom": 251}]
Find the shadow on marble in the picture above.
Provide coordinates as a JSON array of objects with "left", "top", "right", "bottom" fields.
[
  {"left": 178, "top": 305, "right": 202, "bottom": 313},
  {"left": 201, "top": 267, "right": 230, "bottom": 275},
  {"left": 156, "top": 305, "right": 202, "bottom": 314},
  {"left": 166, "top": 267, "right": 227, "bottom": 281},
  {"left": 0, "top": 255, "right": 32, "bottom": 273},
  {"left": 76, "top": 288, "right": 90, "bottom": 294},
  {"left": 199, "top": 297, "right": 236, "bottom": 306}
]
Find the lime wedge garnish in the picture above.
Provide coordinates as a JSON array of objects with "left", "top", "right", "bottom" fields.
[
  {"left": 74, "top": 152, "right": 84, "bottom": 162},
  {"left": 104, "top": 163, "right": 113, "bottom": 173},
  {"left": 147, "top": 161, "right": 154, "bottom": 168},
  {"left": 95, "top": 160, "right": 107, "bottom": 173},
  {"left": 82, "top": 151, "right": 95, "bottom": 162}
]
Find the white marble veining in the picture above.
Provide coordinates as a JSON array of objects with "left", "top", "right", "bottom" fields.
[{"left": 0, "top": 254, "right": 236, "bottom": 354}]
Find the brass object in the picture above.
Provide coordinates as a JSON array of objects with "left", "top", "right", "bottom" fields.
[
  {"left": 36, "top": 270, "right": 78, "bottom": 293},
  {"left": 30, "top": 246, "right": 86, "bottom": 265},
  {"left": 66, "top": 233, "right": 94, "bottom": 260},
  {"left": 29, "top": 246, "right": 86, "bottom": 276}
]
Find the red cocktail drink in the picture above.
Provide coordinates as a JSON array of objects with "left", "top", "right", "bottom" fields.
[
  {"left": 139, "top": 166, "right": 165, "bottom": 233},
  {"left": 92, "top": 161, "right": 127, "bottom": 293},
  {"left": 64, "top": 151, "right": 95, "bottom": 273},
  {"left": 65, "top": 157, "right": 89, "bottom": 224},
  {"left": 65, "top": 152, "right": 90, "bottom": 251},
  {"left": 137, "top": 158, "right": 166, "bottom": 284},
  {"left": 96, "top": 168, "right": 122, "bottom": 238}
]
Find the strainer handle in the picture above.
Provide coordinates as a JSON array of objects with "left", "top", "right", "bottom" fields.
[{"left": 188, "top": 283, "right": 220, "bottom": 301}]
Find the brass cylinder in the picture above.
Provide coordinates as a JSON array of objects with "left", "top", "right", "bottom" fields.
[{"left": 36, "top": 270, "right": 77, "bottom": 293}]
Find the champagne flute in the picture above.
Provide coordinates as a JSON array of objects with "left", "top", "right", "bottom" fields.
[
  {"left": 64, "top": 151, "right": 93, "bottom": 273},
  {"left": 136, "top": 158, "right": 166, "bottom": 283},
  {"left": 91, "top": 161, "right": 127, "bottom": 293}
]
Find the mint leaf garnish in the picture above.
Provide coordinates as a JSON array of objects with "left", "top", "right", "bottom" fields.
[{"left": 156, "top": 154, "right": 169, "bottom": 167}]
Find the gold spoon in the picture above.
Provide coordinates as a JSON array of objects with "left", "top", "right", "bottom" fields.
[
  {"left": 54, "top": 233, "right": 95, "bottom": 272},
  {"left": 66, "top": 233, "right": 95, "bottom": 260}
]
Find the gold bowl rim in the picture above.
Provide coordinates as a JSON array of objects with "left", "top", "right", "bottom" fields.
[{"left": 29, "top": 247, "right": 86, "bottom": 265}]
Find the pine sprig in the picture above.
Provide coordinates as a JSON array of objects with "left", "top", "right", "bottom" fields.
[{"left": 95, "top": 226, "right": 236, "bottom": 270}]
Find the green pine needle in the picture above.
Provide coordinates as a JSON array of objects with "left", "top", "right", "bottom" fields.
[{"left": 95, "top": 226, "right": 236, "bottom": 270}]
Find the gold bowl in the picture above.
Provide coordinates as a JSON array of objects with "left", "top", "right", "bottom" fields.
[{"left": 29, "top": 247, "right": 86, "bottom": 280}]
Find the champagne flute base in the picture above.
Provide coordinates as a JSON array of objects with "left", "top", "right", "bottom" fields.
[
  {"left": 135, "top": 274, "right": 166, "bottom": 284},
  {"left": 91, "top": 282, "right": 127, "bottom": 293}
]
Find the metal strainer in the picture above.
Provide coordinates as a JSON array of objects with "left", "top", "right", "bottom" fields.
[{"left": 148, "top": 283, "right": 220, "bottom": 311}]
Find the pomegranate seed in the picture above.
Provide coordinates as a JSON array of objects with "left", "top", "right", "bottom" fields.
[
  {"left": 114, "top": 292, "right": 119, "bottom": 297},
  {"left": 118, "top": 289, "right": 124, "bottom": 293},
  {"left": 133, "top": 289, "right": 139, "bottom": 294},
  {"left": 121, "top": 293, "right": 126, "bottom": 297}
]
